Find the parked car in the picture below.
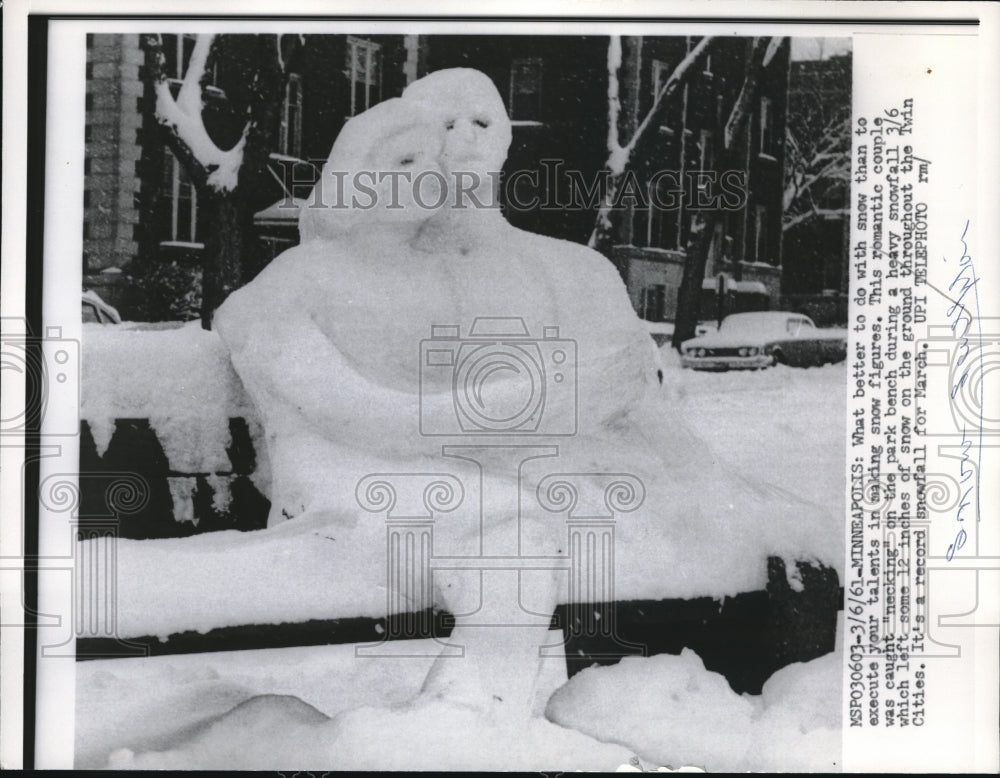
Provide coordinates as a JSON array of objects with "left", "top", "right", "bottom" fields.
[
  {"left": 680, "top": 312, "right": 847, "bottom": 371},
  {"left": 82, "top": 290, "right": 121, "bottom": 324}
]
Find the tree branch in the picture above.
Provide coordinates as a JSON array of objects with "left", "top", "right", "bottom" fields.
[
  {"left": 150, "top": 32, "right": 247, "bottom": 194},
  {"left": 176, "top": 34, "right": 213, "bottom": 116},
  {"left": 625, "top": 36, "right": 713, "bottom": 159},
  {"left": 589, "top": 36, "right": 714, "bottom": 251},
  {"left": 606, "top": 36, "right": 624, "bottom": 171}
]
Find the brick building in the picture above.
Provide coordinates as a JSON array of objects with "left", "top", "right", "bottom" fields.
[
  {"left": 606, "top": 37, "right": 790, "bottom": 321},
  {"left": 82, "top": 34, "right": 146, "bottom": 305}
]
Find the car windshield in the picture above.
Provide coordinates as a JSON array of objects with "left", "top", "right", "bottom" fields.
[{"left": 786, "top": 317, "right": 813, "bottom": 336}]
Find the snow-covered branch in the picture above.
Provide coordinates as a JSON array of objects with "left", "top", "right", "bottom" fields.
[
  {"left": 624, "top": 36, "right": 713, "bottom": 161},
  {"left": 605, "top": 37, "right": 625, "bottom": 175},
  {"left": 590, "top": 36, "right": 715, "bottom": 250},
  {"left": 724, "top": 37, "right": 772, "bottom": 149},
  {"left": 783, "top": 109, "right": 850, "bottom": 223},
  {"left": 276, "top": 35, "right": 285, "bottom": 72},
  {"left": 152, "top": 33, "right": 249, "bottom": 193},
  {"left": 783, "top": 206, "right": 848, "bottom": 232}
]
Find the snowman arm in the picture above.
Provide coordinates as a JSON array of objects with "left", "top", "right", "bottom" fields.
[{"left": 216, "top": 283, "right": 419, "bottom": 447}]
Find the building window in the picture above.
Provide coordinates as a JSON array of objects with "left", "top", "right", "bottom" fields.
[
  {"left": 160, "top": 33, "right": 222, "bottom": 96},
  {"left": 759, "top": 96, "right": 774, "bottom": 156},
  {"left": 698, "top": 129, "right": 714, "bottom": 173},
  {"left": 641, "top": 284, "right": 667, "bottom": 322},
  {"left": 161, "top": 33, "right": 196, "bottom": 80},
  {"left": 346, "top": 37, "right": 382, "bottom": 117},
  {"left": 161, "top": 148, "right": 200, "bottom": 246},
  {"left": 509, "top": 58, "right": 543, "bottom": 121},
  {"left": 754, "top": 204, "right": 769, "bottom": 264},
  {"left": 652, "top": 59, "right": 671, "bottom": 101},
  {"left": 279, "top": 73, "right": 303, "bottom": 157}
]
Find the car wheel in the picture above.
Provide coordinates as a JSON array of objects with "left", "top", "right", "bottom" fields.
[{"left": 768, "top": 350, "right": 781, "bottom": 367}]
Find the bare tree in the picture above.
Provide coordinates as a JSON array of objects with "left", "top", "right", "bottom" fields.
[
  {"left": 671, "top": 37, "right": 784, "bottom": 350},
  {"left": 145, "top": 33, "right": 297, "bottom": 328},
  {"left": 782, "top": 54, "right": 851, "bottom": 232},
  {"left": 587, "top": 36, "right": 786, "bottom": 350}
]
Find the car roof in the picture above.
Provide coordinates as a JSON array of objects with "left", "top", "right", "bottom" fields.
[{"left": 722, "top": 311, "right": 807, "bottom": 324}]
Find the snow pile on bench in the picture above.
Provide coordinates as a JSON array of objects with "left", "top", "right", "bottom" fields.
[{"left": 82, "top": 322, "right": 261, "bottom": 474}]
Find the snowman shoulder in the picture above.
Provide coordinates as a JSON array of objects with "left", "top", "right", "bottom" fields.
[
  {"left": 510, "top": 228, "right": 642, "bottom": 327},
  {"left": 214, "top": 245, "right": 332, "bottom": 350},
  {"left": 511, "top": 229, "right": 628, "bottom": 291}
]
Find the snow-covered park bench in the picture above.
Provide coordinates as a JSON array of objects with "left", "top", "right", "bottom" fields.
[{"left": 76, "top": 323, "right": 841, "bottom": 694}]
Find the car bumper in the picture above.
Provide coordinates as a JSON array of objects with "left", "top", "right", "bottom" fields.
[{"left": 681, "top": 354, "right": 773, "bottom": 370}]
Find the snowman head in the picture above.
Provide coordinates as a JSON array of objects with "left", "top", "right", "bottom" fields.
[
  {"left": 402, "top": 68, "right": 512, "bottom": 182},
  {"left": 299, "top": 98, "right": 446, "bottom": 242}
]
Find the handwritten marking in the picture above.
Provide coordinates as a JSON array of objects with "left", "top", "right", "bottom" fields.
[{"left": 934, "top": 220, "right": 983, "bottom": 561}]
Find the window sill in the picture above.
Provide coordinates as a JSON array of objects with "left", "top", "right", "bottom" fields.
[
  {"left": 159, "top": 241, "right": 205, "bottom": 250},
  {"left": 738, "top": 260, "right": 781, "bottom": 270},
  {"left": 269, "top": 152, "right": 310, "bottom": 165}
]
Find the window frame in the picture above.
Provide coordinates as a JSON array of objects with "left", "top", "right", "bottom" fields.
[
  {"left": 758, "top": 95, "right": 774, "bottom": 156},
  {"left": 754, "top": 203, "right": 769, "bottom": 264},
  {"left": 345, "top": 36, "right": 383, "bottom": 117},
  {"left": 651, "top": 57, "right": 672, "bottom": 133},
  {"left": 279, "top": 73, "right": 304, "bottom": 158},
  {"left": 161, "top": 148, "right": 201, "bottom": 248}
]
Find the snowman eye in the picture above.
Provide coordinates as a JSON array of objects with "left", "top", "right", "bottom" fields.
[
  {"left": 473, "top": 118, "right": 491, "bottom": 129},
  {"left": 445, "top": 119, "right": 456, "bottom": 130}
]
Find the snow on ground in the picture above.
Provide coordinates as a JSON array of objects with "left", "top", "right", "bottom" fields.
[
  {"left": 77, "top": 628, "right": 842, "bottom": 770},
  {"left": 663, "top": 350, "right": 847, "bottom": 515},
  {"left": 546, "top": 639, "right": 842, "bottom": 772},
  {"left": 77, "top": 634, "right": 592, "bottom": 770},
  {"left": 105, "top": 695, "right": 636, "bottom": 771}
]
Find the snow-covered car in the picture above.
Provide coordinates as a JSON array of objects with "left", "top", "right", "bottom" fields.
[{"left": 680, "top": 311, "right": 847, "bottom": 370}]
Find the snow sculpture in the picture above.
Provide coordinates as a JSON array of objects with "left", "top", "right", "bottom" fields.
[
  {"left": 214, "top": 97, "right": 454, "bottom": 527},
  {"left": 216, "top": 69, "right": 829, "bottom": 722}
]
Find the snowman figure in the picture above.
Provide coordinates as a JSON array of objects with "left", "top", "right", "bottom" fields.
[{"left": 215, "top": 69, "right": 825, "bottom": 723}]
